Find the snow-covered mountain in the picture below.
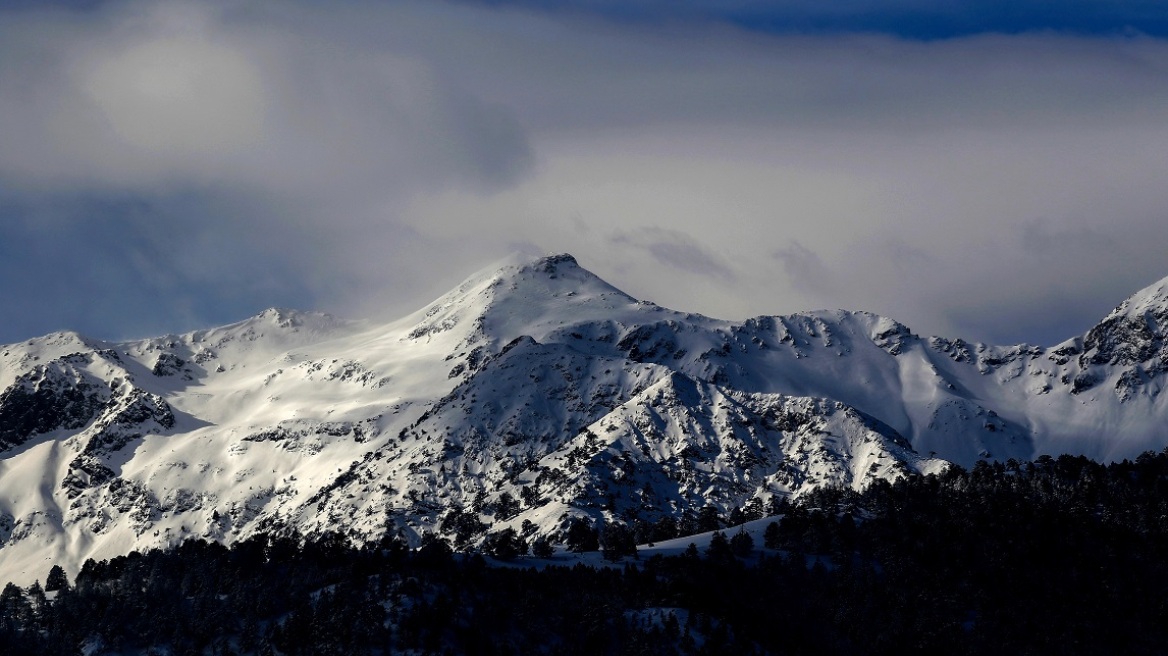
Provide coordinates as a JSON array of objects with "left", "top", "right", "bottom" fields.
[{"left": 1, "top": 253, "right": 1166, "bottom": 585}]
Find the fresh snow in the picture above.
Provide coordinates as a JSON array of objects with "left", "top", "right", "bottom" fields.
[{"left": 1, "top": 253, "right": 1167, "bottom": 586}]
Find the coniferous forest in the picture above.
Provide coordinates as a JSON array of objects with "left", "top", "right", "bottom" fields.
[{"left": 2, "top": 450, "right": 1168, "bottom": 655}]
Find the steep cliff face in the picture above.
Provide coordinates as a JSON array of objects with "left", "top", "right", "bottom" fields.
[
  {"left": 1074, "top": 278, "right": 1168, "bottom": 401},
  {"left": 0, "top": 253, "right": 1166, "bottom": 585},
  {"left": 0, "top": 352, "right": 112, "bottom": 452}
]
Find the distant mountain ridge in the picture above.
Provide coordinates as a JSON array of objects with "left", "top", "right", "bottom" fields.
[{"left": 1, "top": 253, "right": 1166, "bottom": 585}]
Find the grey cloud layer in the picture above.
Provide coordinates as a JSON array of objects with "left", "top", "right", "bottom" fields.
[
  {"left": 0, "top": 1, "right": 533, "bottom": 193},
  {"left": 1, "top": 0, "right": 1167, "bottom": 345}
]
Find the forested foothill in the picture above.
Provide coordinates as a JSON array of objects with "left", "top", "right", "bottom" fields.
[{"left": 3, "top": 450, "right": 1167, "bottom": 655}]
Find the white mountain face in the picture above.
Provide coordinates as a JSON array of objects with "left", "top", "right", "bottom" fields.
[{"left": 1, "top": 253, "right": 1166, "bottom": 584}]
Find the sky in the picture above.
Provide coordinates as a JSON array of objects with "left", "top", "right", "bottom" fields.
[{"left": 2, "top": 0, "right": 1168, "bottom": 347}]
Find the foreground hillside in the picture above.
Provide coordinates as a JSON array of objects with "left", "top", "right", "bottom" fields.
[
  {"left": 3, "top": 450, "right": 1167, "bottom": 655},
  {"left": 1, "top": 253, "right": 1167, "bottom": 585}
]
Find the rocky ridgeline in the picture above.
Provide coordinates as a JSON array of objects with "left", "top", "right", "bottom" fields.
[{"left": 1, "top": 254, "right": 1167, "bottom": 585}]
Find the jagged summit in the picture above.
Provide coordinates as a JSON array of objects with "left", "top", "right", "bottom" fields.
[
  {"left": 510, "top": 252, "right": 585, "bottom": 277},
  {"left": 1073, "top": 275, "right": 1168, "bottom": 396}
]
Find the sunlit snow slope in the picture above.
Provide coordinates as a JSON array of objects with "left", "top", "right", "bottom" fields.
[{"left": 1, "top": 253, "right": 1166, "bottom": 585}]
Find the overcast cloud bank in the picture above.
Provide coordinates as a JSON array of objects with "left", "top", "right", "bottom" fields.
[{"left": 1, "top": 0, "right": 1167, "bottom": 346}]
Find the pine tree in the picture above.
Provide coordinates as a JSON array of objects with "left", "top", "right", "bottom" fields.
[
  {"left": 697, "top": 505, "right": 722, "bottom": 533},
  {"left": 0, "top": 582, "right": 30, "bottom": 631},
  {"left": 730, "top": 529, "right": 754, "bottom": 558},
  {"left": 45, "top": 564, "right": 69, "bottom": 592},
  {"left": 482, "top": 528, "right": 527, "bottom": 560},
  {"left": 600, "top": 521, "right": 637, "bottom": 561},
  {"left": 25, "top": 581, "right": 46, "bottom": 627},
  {"left": 706, "top": 531, "right": 731, "bottom": 561},
  {"left": 566, "top": 518, "right": 599, "bottom": 553},
  {"left": 743, "top": 497, "right": 765, "bottom": 522},
  {"left": 763, "top": 521, "right": 782, "bottom": 549},
  {"left": 531, "top": 535, "right": 555, "bottom": 558}
]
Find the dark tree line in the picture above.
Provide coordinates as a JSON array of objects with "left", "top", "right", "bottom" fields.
[{"left": 1, "top": 449, "right": 1167, "bottom": 654}]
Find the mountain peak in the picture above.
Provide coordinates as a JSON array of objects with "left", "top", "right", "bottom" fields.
[
  {"left": 529, "top": 252, "right": 578, "bottom": 270},
  {"left": 404, "top": 252, "right": 641, "bottom": 344},
  {"left": 491, "top": 252, "right": 604, "bottom": 289},
  {"left": 1107, "top": 275, "right": 1168, "bottom": 321}
]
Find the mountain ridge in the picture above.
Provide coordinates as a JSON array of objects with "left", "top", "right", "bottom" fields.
[{"left": 1, "top": 253, "right": 1167, "bottom": 585}]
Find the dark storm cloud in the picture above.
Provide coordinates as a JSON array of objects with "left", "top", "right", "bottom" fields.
[
  {"left": 12, "top": 0, "right": 1168, "bottom": 38},
  {"left": 0, "top": 190, "right": 317, "bottom": 342},
  {"left": 456, "top": 0, "right": 1168, "bottom": 38}
]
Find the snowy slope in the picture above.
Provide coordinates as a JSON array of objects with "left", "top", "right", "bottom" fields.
[{"left": 0, "top": 253, "right": 1166, "bottom": 585}]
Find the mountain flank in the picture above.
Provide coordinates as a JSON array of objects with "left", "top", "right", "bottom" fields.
[{"left": 1, "top": 253, "right": 1167, "bottom": 585}]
